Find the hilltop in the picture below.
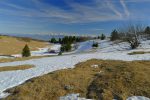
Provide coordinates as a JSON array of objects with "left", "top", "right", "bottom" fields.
[{"left": 0, "top": 35, "right": 49, "bottom": 55}]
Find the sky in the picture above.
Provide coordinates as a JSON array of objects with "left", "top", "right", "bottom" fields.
[{"left": 0, "top": 0, "right": 150, "bottom": 36}]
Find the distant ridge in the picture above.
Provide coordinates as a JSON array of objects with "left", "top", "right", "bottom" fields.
[{"left": 0, "top": 33, "right": 64, "bottom": 41}]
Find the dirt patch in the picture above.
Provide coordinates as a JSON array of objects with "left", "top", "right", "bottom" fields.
[
  {"left": 0, "top": 65, "right": 34, "bottom": 72},
  {"left": 0, "top": 35, "right": 49, "bottom": 55},
  {"left": 3, "top": 59, "right": 150, "bottom": 100}
]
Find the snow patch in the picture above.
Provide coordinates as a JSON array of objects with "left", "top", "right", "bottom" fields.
[
  {"left": 91, "top": 64, "right": 99, "bottom": 68},
  {"left": 127, "top": 96, "right": 150, "bottom": 100},
  {"left": 60, "top": 93, "right": 93, "bottom": 100}
]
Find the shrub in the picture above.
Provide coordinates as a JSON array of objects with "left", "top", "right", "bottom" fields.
[
  {"left": 22, "top": 44, "right": 31, "bottom": 57},
  {"left": 58, "top": 51, "right": 62, "bottom": 55},
  {"left": 92, "top": 42, "right": 99, "bottom": 47}
]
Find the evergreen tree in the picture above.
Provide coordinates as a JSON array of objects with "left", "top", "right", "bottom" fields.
[
  {"left": 144, "top": 26, "right": 150, "bottom": 34},
  {"left": 60, "top": 43, "right": 72, "bottom": 52},
  {"left": 22, "top": 44, "right": 31, "bottom": 57},
  {"left": 97, "top": 36, "right": 101, "bottom": 39},
  {"left": 110, "top": 29, "right": 119, "bottom": 41},
  {"left": 50, "top": 38, "right": 57, "bottom": 43},
  {"left": 65, "top": 43, "right": 72, "bottom": 51},
  {"left": 101, "top": 34, "right": 106, "bottom": 40},
  {"left": 58, "top": 38, "right": 62, "bottom": 44}
]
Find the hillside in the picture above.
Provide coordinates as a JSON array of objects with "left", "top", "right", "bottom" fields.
[
  {"left": 0, "top": 39, "right": 150, "bottom": 100},
  {"left": 3, "top": 59, "right": 150, "bottom": 100},
  {"left": 0, "top": 35, "right": 49, "bottom": 55}
]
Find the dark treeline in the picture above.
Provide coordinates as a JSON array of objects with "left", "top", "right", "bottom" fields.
[
  {"left": 49, "top": 36, "right": 91, "bottom": 44},
  {"left": 50, "top": 36, "right": 92, "bottom": 53}
]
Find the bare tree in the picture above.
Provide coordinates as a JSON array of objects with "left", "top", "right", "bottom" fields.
[{"left": 118, "top": 24, "right": 145, "bottom": 49}]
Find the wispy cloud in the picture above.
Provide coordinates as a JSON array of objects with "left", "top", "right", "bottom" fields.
[
  {"left": 105, "top": 0, "right": 122, "bottom": 18},
  {"left": 0, "top": 0, "right": 130, "bottom": 24},
  {"left": 120, "top": 0, "right": 130, "bottom": 17}
]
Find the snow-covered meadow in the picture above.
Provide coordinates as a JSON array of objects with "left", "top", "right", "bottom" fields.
[{"left": 0, "top": 39, "right": 150, "bottom": 99}]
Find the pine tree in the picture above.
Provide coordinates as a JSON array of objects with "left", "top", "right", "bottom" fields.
[
  {"left": 58, "top": 38, "right": 62, "bottom": 44},
  {"left": 110, "top": 29, "right": 119, "bottom": 41},
  {"left": 50, "top": 38, "right": 57, "bottom": 43},
  {"left": 22, "top": 44, "right": 31, "bottom": 57},
  {"left": 101, "top": 34, "right": 106, "bottom": 40},
  {"left": 144, "top": 26, "right": 150, "bottom": 34}
]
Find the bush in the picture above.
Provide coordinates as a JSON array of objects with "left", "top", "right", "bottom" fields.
[
  {"left": 92, "top": 42, "right": 99, "bottom": 47},
  {"left": 22, "top": 44, "right": 31, "bottom": 57},
  {"left": 127, "top": 37, "right": 140, "bottom": 49},
  {"left": 58, "top": 51, "right": 62, "bottom": 55}
]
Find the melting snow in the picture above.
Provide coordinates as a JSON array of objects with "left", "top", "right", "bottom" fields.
[{"left": 0, "top": 39, "right": 150, "bottom": 99}]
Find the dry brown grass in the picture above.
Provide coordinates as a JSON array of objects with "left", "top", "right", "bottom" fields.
[
  {"left": 3, "top": 59, "right": 150, "bottom": 100},
  {"left": 0, "top": 35, "right": 49, "bottom": 55},
  {"left": 128, "top": 51, "right": 150, "bottom": 55},
  {"left": 0, "top": 56, "right": 53, "bottom": 63},
  {"left": 0, "top": 65, "right": 34, "bottom": 72},
  {"left": 87, "top": 60, "right": 150, "bottom": 100}
]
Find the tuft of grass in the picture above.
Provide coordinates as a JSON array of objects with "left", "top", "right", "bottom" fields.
[
  {"left": 0, "top": 64, "right": 34, "bottom": 72},
  {"left": 3, "top": 59, "right": 150, "bottom": 100}
]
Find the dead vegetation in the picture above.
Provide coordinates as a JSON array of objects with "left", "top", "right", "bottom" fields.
[
  {"left": 3, "top": 59, "right": 150, "bottom": 100},
  {"left": 0, "top": 65, "right": 34, "bottom": 72},
  {"left": 128, "top": 51, "right": 150, "bottom": 55}
]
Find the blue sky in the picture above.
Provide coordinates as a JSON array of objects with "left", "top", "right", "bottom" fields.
[{"left": 0, "top": 0, "right": 150, "bottom": 36}]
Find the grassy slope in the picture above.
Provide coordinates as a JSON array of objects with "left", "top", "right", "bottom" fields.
[
  {"left": 3, "top": 59, "right": 150, "bottom": 100},
  {"left": 0, "top": 35, "right": 49, "bottom": 55}
]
